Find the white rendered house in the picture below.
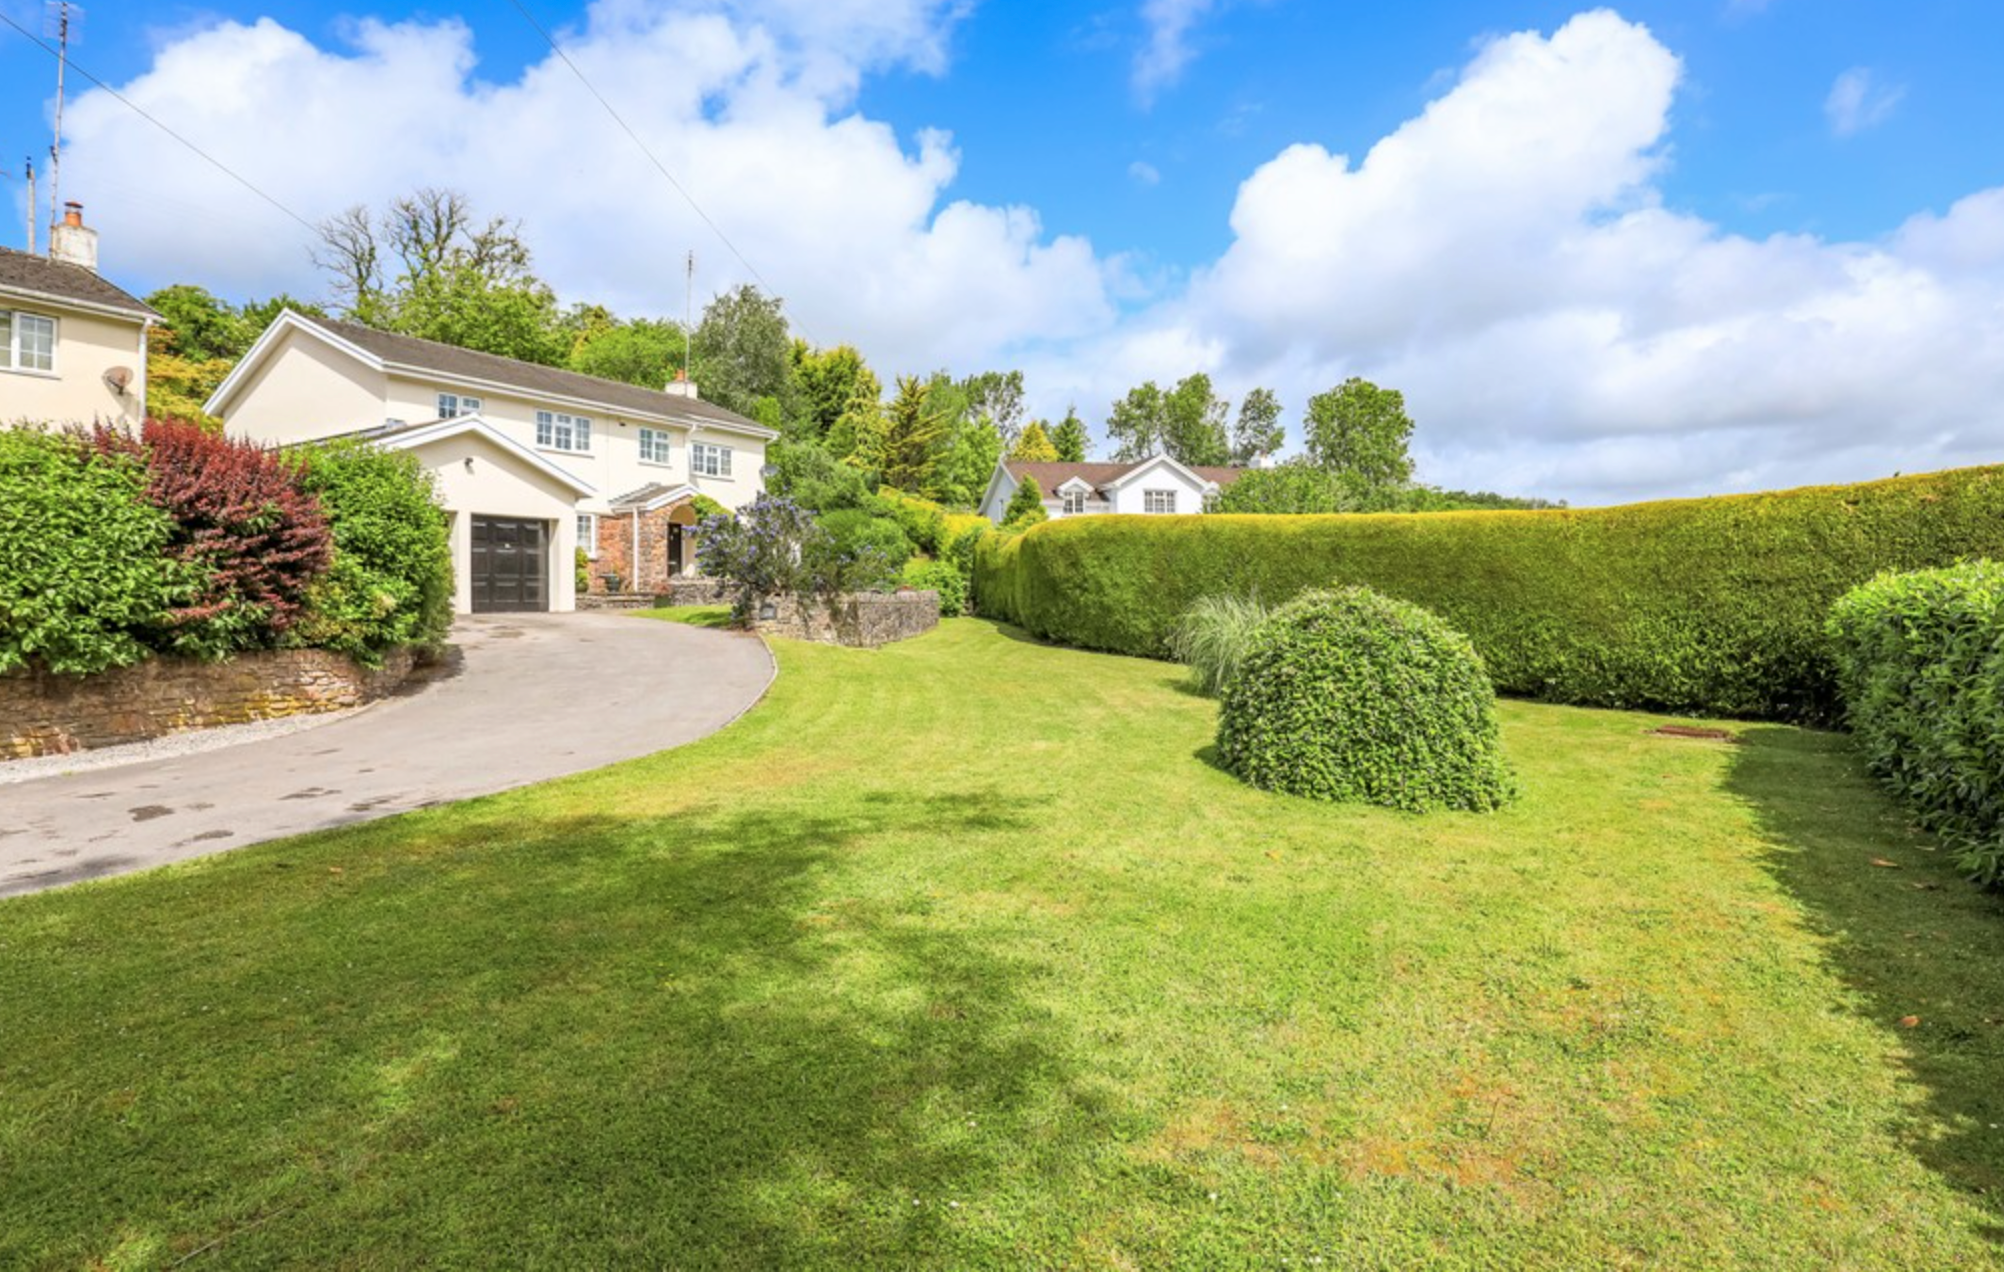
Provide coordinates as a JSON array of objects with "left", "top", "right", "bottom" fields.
[
  {"left": 979, "top": 454, "right": 1248, "bottom": 523},
  {"left": 209, "top": 310, "right": 776, "bottom": 614}
]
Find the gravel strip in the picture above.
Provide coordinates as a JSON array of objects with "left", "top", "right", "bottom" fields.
[{"left": 0, "top": 704, "right": 371, "bottom": 786}]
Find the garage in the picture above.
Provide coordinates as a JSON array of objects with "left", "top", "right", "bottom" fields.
[{"left": 470, "top": 516, "right": 550, "bottom": 613}]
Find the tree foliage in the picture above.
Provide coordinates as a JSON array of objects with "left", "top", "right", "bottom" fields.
[
  {"left": 313, "top": 188, "right": 567, "bottom": 366},
  {"left": 1210, "top": 462, "right": 1351, "bottom": 514},
  {"left": 1051, "top": 408, "right": 1090, "bottom": 462},
  {"left": 880, "top": 375, "right": 948, "bottom": 498},
  {"left": 691, "top": 284, "right": 800, "bottom": 421},
  {"left": 1231, "top": 388, "right": 1284, "bottom": 464},
  {"left": 793, "top": 343, "right": 880, "bottom": 441},
  {"left": 569, "top": 318, "right": 686, "bottom": 390},
  {"left": 1106, "top": 374, "right": 1230, "bottom": 466},
  {"left": 961, "top": 369, "right": 1026, "bottom": 446},
  {"left": 1003, "top": 476, "right": 1048, "bottom": 529},
  {"left": 1304, "top": 378, "right": 1415, "bottom": 490},
  {"left": 1009, "top": 420, "right": 1060, "bottom": 463}
]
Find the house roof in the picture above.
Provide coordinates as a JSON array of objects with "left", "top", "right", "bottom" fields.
[
  {"left": 0, "top": 247, "right": 157, "bottom": 321},
  {"left": 609, "top": 480, "right": 701, "bottom": 511},
  {"left": 369, "top": 414, "right": 595, "bottom": 494},
  {"left": 1002, "top": 459, "right": 1249, "bottom": 498},
  {"left": 209, "top": 309, "right": 776, "bottom": 439}
]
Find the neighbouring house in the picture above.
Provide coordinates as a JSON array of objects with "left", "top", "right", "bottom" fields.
[
  {"left": 208, "top": 310, "right": 777, "bottom": 615},
  {"left": 0, "top": 204, "right": 156, "bottom": 427},
  {"left": 979, "top": 455, "right": 1250, "bottom": 523}
]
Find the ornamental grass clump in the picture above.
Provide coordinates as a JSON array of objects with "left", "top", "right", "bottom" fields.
[
  {"left": 1168, "top": 593, "right": 1272, "bottom": 696},
  {"left": 1217, "top": 586, "right": 1515, "bottom": 812}
]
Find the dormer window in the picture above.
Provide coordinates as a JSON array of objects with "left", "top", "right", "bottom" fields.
[
  {"left": 1061, "top": 488, "right": 1087, "bottom": 515},
  {"left": 437, "top": 391, "right": 482, "bottom": 419}
]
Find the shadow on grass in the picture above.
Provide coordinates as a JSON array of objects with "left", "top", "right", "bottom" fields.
[
  {"left": 1727, "top": 726, "right": 2004, "bottom": 1244},
  {"left": 3, "top": 790, "right": 1105, "bottom": 1267}
]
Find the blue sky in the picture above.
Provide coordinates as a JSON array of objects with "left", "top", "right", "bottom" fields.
[{"left": 2, "top": 1, "right": 2001, "bottom": 502}]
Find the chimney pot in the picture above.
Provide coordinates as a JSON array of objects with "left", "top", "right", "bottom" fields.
[
  {"left": 49, "top": 201, "right": 98, "bottom": 273},
  {"left": 63, "top": 201, "right": 82, "bottom": 228}
]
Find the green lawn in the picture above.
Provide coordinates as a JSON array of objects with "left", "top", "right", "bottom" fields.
[{"left": 3, "top": 619, "right": 2002, "bottom": 1269}]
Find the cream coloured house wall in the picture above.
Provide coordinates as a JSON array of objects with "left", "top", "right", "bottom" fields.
[
  {"left": 382, "top": 374, "right": 766, "bottom": 515},
  {"left": 413, "top": 429, "right": 581, "bottom": 614},
  {"left": 0, "top": 304, "right": 147, "bottom": 426},
  {"left": 223, "top": 326, "right": 386, "bottom": 443}
]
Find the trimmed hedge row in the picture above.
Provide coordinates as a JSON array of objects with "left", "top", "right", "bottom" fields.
[
  {"left": 1827, "top": 563, "right": 2004, "bottom": 885},
  {"left": 974, "top": 465, "right": 2004, "bottom": 722}
]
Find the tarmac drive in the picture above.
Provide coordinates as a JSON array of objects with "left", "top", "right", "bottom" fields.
[{"left": 0, "top": 612, "right": 774, "bottom": 898}]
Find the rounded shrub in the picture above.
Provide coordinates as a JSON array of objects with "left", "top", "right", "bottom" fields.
[
  {"left": 818, "top": 508, "right": 914, "bottom": 566},
  {"left": 1216, "top": 586, "right": 1515, "bottom": 812}
]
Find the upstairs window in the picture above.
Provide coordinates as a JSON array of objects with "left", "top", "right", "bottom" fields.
[
  {"left": 0, "top": 311, "right": 56, "bottom": 373},
  {"left": 1061, "top": 489, "right": 1087, "bottom": 515},
  {"left": 639, "top": 427, "right": 673, "bottom": 465},
  {"left": 535, "top": 410, "right": 592, "bottom": 452},
  {"left": 437, "top": 391, "right": 482, "bottom": 419},
  {"left": 691, "top": 442, "right": 733, "bottom": 478},
  {"left": 1143, "top": 489, "right": 1177, "bottom": 514}
]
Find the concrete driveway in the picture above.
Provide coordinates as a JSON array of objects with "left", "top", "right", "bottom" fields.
[{"left": 0, "top": 613, "right": 773, "bottom": 898}]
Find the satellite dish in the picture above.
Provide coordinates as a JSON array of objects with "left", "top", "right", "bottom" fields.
[{"left": 102, "top": 365, "right": 132, "bottom": 394}]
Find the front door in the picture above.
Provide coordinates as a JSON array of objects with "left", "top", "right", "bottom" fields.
[
  {"left": 667, "top": 522, "right": 686, "bottom": 577},
  {"left": 471, "top": 516, "right": 549, "bottom": 613}
]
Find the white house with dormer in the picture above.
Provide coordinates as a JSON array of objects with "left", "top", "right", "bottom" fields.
[{"left": 978, "top": 455, "right": 1248, "bottom": 523}]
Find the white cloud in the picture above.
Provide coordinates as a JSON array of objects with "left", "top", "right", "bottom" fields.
[
  {"left": 1825, "top": 67, "right": 1905, "bottom": 137},
  {"left": 50, "top": 1, "right": 1109, "bottom": 371},
  {"left": 1128, "top": 160, "right": 1162, "bottom": 186},
  {"left": 1075, "top": 11, "right": 2004, "bottom": 503},
  {"left": 40, "top": 5, "right": 2004, "bottom": 506},
  {"left": 1133, "top": 0, "right": 1218, "bottom": 105}
]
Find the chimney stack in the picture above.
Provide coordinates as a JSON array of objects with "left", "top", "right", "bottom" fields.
[
  {"left": 664, "top": 367, "right": 700, "bottom": 399},
  {"left": 49, "top": 200, "right": 97, "bottom": 273}
]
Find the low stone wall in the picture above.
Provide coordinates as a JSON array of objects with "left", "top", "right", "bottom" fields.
[
  {"left": 1, "top": 647, "right": 420, "bottom": 760},
  {"left": 666, "top": 577, "right": 732, "bottom": 607},
  {"left": 752, "top": 591, "right": 940, "bottom": 648}
]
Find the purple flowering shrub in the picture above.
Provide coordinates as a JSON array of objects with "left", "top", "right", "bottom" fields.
[{"left": 697, "top": 495, "right": 901, "bottom": 621}]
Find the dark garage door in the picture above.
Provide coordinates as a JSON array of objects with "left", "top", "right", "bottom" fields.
[{"left": 470, "top": 516, "right": 549, "bottom": 613}]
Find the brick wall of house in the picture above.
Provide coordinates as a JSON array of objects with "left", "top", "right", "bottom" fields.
[
  {"left": 1, "top": 647, "right": 420, "bottom": 760},
  {"left": 585, "top": 506, "right": 704, "bottom": 596}
]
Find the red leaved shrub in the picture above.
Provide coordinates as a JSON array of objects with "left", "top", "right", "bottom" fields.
[{"left": 90, "top": 418, "right": 333, "bottom": 656}]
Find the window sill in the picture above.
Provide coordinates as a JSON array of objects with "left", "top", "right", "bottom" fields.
[
  {"left": 537, "top": 445, "right": 594, "bottom": 457},
  {"left": 639, "top": 459, "right": 676, "bottom": 469},
  {"left": 0, "top": 366, "right": 60, "bottom": 380}
]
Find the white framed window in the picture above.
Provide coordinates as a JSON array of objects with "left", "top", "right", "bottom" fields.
[
  {"left": 535, "top": 410, "right": 592, "bottom": 452},
  {"left": 691, "top": 441, "right": 733, "bottom": 478},
  {"left": 639, "top": 427, "right": 673, "bottom": 465},
  {"left": 1143, "top": 489, "right": 1177, "bottom": 514},
  {"left": 576, "top": 513, "right": 598, "bottom": 559},
  {"left": 0, "top": 311, "right": 56, "bottom": 373},
  {"left": 1061, "top": 489, "right": 1087, "bottom": 515},
  {"left": 437, "top": 391, "right": 482, "bottom": 419}
]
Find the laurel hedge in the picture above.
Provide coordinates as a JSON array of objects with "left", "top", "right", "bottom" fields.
[
  {"left": 973, "top": 465, "right": 2004, "bottom": 723},
  {"left": 1827, "top": 562, "right": 2004, "bottom": 885}
]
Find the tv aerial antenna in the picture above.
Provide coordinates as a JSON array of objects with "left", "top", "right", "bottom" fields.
[{"left": 44, "top": 0, "right": 82, "bottom": 248}]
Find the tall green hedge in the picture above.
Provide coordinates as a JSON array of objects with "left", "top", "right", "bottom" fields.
[
  {"left": 1827, "top": 563, "right": 2004, "bottom": 885},
  {"left": 974, "top": 466, "right": 2004, "bottom": 722}
]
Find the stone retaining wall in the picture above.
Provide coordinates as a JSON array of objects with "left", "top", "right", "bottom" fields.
[
  {"left": 666, "top": 577, "right": 732, "bottom": 607},
  {"left": 752, "top": 591, "right": 939, "bottom": 648},
  {"left": 1, "top": 647, "right": 420, "bottom": 760}
]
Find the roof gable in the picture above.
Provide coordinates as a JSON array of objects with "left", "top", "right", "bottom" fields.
[
  {"left": 376, "top": 415, "right": 595, "bottom": 495},
  {"left": 1002, "top": 456, "right": 1250, "bottom": 498}
]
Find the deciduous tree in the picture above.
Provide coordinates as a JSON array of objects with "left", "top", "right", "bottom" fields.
[
  {"left": 1231, "top": 387, "right": 1284, "bottom": 464},
  {"left": 1304, "top": 378, "right": 1415, "bottom": 490}
]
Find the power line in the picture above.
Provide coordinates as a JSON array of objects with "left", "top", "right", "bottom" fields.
[
  {"left": 503, "top": 0, "right": 796, "bottom": 331},
  {"left": 0, "top": 9, "right": 319, "bottom": 238}
]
